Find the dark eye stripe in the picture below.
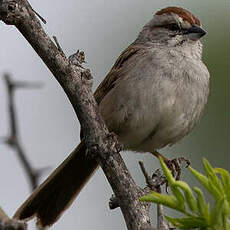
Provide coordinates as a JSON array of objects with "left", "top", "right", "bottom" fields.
[{"left": 163, "top": 23, "right": 180, "bottom": 31}]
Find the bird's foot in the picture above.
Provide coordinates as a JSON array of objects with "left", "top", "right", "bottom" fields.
[
  {"left": 164, "top": 157, "right": 190, "bottom": 180},
  {"left": 151, "top": 151, "right": 190, "bottom": 181}
]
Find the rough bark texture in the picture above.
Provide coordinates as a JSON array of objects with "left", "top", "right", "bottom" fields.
[{"left": 0, "top": 0, "right": 151, "bottom": 229}]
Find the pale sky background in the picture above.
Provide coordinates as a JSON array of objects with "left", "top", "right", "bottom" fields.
[{"left": 0, "top": 0, "right": 230, "bottom": 229}]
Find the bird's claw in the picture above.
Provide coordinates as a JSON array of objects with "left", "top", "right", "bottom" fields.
[{"left": 164, "top": 157, "right": 190, "bottom": 181}]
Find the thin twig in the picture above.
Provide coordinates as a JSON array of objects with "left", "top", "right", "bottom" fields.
[
  {"left": 53, "top": 36, "right": 65, "bottom": 57},
  {"left": 31, "top": 8, "right": 46, "bottom": 24},
  {"left": 13, "top": 81, "right": 43, "bottom": 89},
  {"left": 156, "top": 186, "right": 170, "bottom": 230},
  {"left": 2, "top": 74, "right": 47, "bottom": 230},
  {"left": 139, "top": 161, "right": 156, "bottom": 190},
  {"left": 139, "top": 161, "right": 170, "bottom": 230},
  {"left": 3, "top": 73, "right": 45, "bottom": 190}
]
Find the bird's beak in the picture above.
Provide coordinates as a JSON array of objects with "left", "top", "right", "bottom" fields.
[{"left": 184, "top": 25, "right": 207, "bottom": 41}]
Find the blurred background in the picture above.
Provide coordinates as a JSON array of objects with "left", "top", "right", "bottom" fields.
[{"left": 0, "top": 0, "right": 229, "bottom": 229}]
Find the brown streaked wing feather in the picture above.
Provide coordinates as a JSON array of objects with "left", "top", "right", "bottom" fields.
[
  {"left": 80, "top": 44, "right": 144, "bottom": 140},
  {"left": 94, "top": 44, "right": 144, "bottom": 104}
]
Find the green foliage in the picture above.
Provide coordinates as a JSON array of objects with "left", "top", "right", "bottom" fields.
[{"left": 140, "top": 158, "right": 230, "bottom": 230}]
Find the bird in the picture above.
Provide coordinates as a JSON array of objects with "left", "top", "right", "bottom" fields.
[{"left": 14, "top": 6, "right": 210, "bottom": 227}]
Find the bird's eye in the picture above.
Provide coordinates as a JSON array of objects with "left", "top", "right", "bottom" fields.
[{"left": 167, "top": 23, "right": 180, "bottom": 31}]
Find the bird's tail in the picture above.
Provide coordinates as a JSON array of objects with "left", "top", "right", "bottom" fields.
[{"left": 13, "top": 141, "right": 99, "bottom": 227}]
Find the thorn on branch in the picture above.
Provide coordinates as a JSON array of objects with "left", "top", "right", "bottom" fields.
[
  {"left": 4, "top": 73, "right": 43, "bottom": 90},
  {"left": 4, "top": 136, "right": 17, "bottom": 146},
  {"left": 31, "top": 8, "right": 46, "bottom": 24},
  {"left": 109, "top": 194, "right": 120, "bottom": 209},
  {"left": 53, "top": 36, "right": 65, "bottom": 57},
  {"left": 13, "top": 81, "right": 43, "bottom": 89}
]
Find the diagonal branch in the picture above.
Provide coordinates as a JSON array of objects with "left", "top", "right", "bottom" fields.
[
  {"left": 0, "top": 1, "right": 151, "bottom": 229},
  {"left": 5, "top": 74, "right": 18, "bottom": 138}
]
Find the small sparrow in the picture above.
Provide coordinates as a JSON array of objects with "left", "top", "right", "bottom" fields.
[{"left": 14, "top": 6, "right": 210, "bottom": 227}]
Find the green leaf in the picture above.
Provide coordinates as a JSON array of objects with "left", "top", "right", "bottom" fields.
[
  {"left": 210, "top": 198, "right": 225, "bottom": 227},
  {"left": 203, "top": 159, "right": 224, "bottom": 198},
  {"left": 193, "top": 187, "right": 210, "bottom": 220},
  {"left": 165, "top": 216, "right": 208, "bottom": 229},
  {"left": 140, "top": 191, "right": 185, "bottom": 212},
  {"left": 142, "top": 158, "right": 230, "bottom": 230},
  {"left": 222, "top": 212, "right": 228, "bottom": 230},
  {"left": 189, "top": 166, "right": 221, "bottom": 200},
  {"left": 171, "top": 185, "right": 186, "bottom": 208},
  {"left": 214, "top": 168, "right": 230, "bottom": 203},
  {"left": 189, "top": 166, "right": 210, "bottom": 189},
  {"left": 159, "top": 158, "right": 186, "bottom": 208},
  {"left": 174, "top": 181, "right": 197, "bottom": 213}
]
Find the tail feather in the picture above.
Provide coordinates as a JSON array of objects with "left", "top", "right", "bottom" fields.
[{"left": 13, "top": 142, "right": 99, "bottom": 227}]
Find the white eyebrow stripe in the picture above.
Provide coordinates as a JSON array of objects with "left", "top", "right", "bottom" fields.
[{"left": 171, "top": 13, "right": 192, "bottom": 29}]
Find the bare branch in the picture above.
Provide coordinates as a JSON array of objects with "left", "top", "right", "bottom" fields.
[
  {"left": 139, "top": 161, "right": 157, "bottom": 190},
  {"left": 156, "top": 187, "right": 170, "bottom": 230},
  {"left": 139, "top": 162, "right": 170, "bottom": 230},
  {"left": 0, "top": 1, "right": 151, "bottom": 229},
  {"left": 3, "top": 73, "right": 44, "bottom": 190}
]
